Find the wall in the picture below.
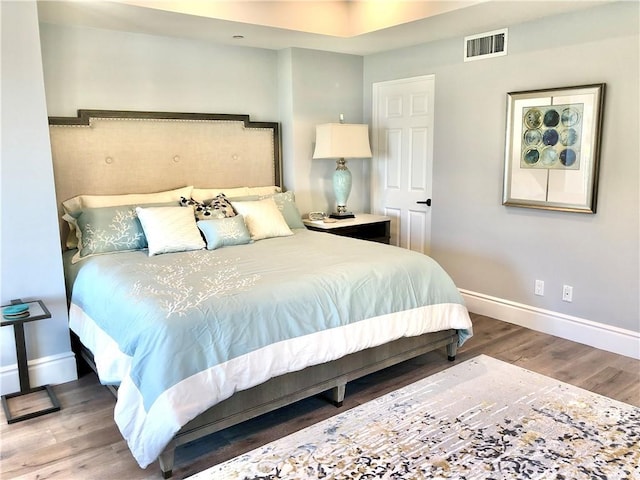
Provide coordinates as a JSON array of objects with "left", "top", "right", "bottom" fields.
[
  {"left": 39, "top": 23, "right": 280, "bottom": 120},
  {"left": 40, "top": 25, "right": 365, "bottom": 216},
  {"left": 1, "top": 1, "right": 76, "bottom": 394},
  {"left": 279, "top": 48, "right": 365, "bottom": 215},
  {"left": 364, "top": 1, "right": 639, "bottom": 355}
]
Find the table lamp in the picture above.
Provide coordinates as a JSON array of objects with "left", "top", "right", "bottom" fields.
[{"left": 313, "top": 116, "right": 372, "bottom": 219}]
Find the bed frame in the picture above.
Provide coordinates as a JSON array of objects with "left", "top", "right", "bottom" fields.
[{"left": 49, "top": 110, "right": 459, "bottom": 478}]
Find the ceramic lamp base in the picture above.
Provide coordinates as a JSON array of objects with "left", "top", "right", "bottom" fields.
[{"left": 333, "top": 159, "right": 353, "bottom": 220}]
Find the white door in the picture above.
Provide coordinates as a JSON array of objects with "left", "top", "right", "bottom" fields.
[{"left": 372, "top": 75, "right": 435, "bottom": 254}]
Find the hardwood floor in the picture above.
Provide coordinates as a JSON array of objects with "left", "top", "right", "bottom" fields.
[{"left": 1, "top": 314, "right": 638, "bottom": 480}]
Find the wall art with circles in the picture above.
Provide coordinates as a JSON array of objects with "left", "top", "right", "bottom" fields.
[
  {"left": 503, "top": 84, "right": 605, "bottom": 213},
  {"left": 521, "top": 104, "right": 583, "bottom": 170}
]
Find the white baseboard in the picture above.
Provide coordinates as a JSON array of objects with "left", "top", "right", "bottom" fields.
[
  {"left": 460, "top": 289, "right": 640, "bottom": 360},
  {"left": 0, "top": 351, "right": 78, "bottom": 396}
]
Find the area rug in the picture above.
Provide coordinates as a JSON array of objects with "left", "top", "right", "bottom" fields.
[{"left": 188, "top": 355, "right": 640, "bottom": 479}]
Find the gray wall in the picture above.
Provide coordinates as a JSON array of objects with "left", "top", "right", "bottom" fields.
[
  {"left": 40, "top": 25, "right": 365, "bottom": 216},
  {"left": 1, "top": 2, "right": 73, "bottom": 384},
  {"left": 279, "top": 48, "right": 365, "bottom": 215},
  {"left": 40, "top": 23, "right": 279, "bottom": 121},
  {"left": 364, "top": 1, "right": 639, "bottom": 332}
]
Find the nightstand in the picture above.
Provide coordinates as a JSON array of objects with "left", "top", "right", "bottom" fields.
[
  {"left": 1, "top": 299, "right": 61, "bottom": 423},
  {"left": 303, "top": 214, "right": 391, "bottom": 244}
]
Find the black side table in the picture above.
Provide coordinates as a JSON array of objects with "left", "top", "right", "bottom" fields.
[
  {"left": 1, "top": 299, "right": 61, "bottom": 423},
  {"left": 303, "top": 214, "right": 391, "bottom": 244}
]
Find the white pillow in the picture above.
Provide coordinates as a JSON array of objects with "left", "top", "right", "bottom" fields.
[
  {"left": 231, "top": 198, "right": 293, "bottom": 241},
  {"left": 191, "top": 185, "right": 282, "bottom": 203},
  {"left": 191, "top": 187, "right": 249, "bottom": 203},
  {"left": 63, "top": 186, "right": 193, "bottom": 214},
  {"left": 136, "top": 206, "right": 205, "bottom": 256},
  {"left": 245, "top": 185, "right": 282, "bottom": 196}
]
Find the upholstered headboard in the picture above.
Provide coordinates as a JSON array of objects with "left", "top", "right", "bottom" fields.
[{"left": 48, "top": 109, "right": 281, "bottom": 246}]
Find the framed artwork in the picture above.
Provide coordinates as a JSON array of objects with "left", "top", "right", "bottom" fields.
[{"left": 502, "top": 84, "right": 605, "bottom": 213}]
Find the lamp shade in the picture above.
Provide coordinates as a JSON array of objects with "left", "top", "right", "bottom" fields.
[{"left": 312, "top": 123, "right": 372, "bottom": 159}]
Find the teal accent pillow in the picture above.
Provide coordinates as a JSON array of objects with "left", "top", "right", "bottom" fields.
[
  {"left": 63, "top": 202, "right": 175, "bottom": 263},
  {"left": 197, "top": 215, "right": 252, "bottom": 250},
  {"left": 66, "top": 204, "right": 147, "bottom": 262},
  {"left": 229, "top": 191, "right": 305, "bottom": 229}
]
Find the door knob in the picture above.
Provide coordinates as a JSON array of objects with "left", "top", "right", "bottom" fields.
[{"left": 416, "top": 199, "right": 431, "bottom": 206}]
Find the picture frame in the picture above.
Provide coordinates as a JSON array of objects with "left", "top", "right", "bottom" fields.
[{"left": 502, "top": 84, "right": 605, "bottom": 213}]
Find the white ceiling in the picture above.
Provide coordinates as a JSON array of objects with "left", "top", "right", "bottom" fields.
[{"left": 37, "top": 0, "right": 610, "bottom": 56}]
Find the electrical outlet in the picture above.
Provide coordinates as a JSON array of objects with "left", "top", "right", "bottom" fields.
[
  {"left": 562, "top": 285, "right": 573, "bottom": 302},
  {"left": 535, "top": 280, "right": 544, "bottom": 296}
]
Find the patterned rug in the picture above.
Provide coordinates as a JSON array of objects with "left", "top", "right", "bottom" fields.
[{"left": 188, "top": 355, "right": 640, "bottom": 479}]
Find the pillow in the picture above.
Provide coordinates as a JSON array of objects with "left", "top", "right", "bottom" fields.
[
  {"left": 180, "top": 195, "right": 236, "bottom": 220},
  {"left": 231, "top": 191, "right": 304, "bottom": 229},
  {"left": 230, "top": 198, "right": 293, "bottom": 241},
  {"left": 273, "top": 191, "right": 304, "bottom": 228},
  {"left": 191, "top": 185, "right": 282, "bottom": 203},
  {"left": 197, "top": 215, "right": 252, "bottom": 250},
  {"left": 179, "top": 196, "right": 223, "bottom": 220},
  {"left": 64, "top": 204, "right": 151, "bottom": 263},
  {"left": 62, "top": 186, "right": 193, "bottom": 248},
  {"left": 208, "top": 193, "right": 237, "bottom": 218},
  {"left": 62, "top": 186, "right": 194, "bottom": 215},
  {"left": 136, "top": 206, "right": 205, "bottom": 256},
  {"left": 245, "top": 185, "right": 282, "bottom": 196},
  {"left": 191, "top": 187, "right": 249, "bottom": 204}
]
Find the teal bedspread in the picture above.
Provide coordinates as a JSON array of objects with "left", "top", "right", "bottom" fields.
[{"left": 67, "top": 229, "right": 472, "bottom": 467}]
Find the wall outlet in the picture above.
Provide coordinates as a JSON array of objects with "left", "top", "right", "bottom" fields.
[
  {"left": 562, "top": 285, "right": 573, "bottom": 302},
  {"left": 535, "top": 279, "right": 544, "bottom": 296}
]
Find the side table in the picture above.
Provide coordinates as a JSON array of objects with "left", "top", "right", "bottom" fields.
[
  {"left": 1, "top": 299, "right": 61, "bottom": 423},
  {"left": 303, "top": 213, "right": 391, "bottom": 244}
]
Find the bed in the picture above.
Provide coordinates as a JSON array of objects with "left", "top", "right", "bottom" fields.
[{"left": 49, "top": 110, "right": 473, "bottom": 478}]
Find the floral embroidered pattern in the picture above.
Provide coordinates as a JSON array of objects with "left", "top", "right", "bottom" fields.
[
  {"left": 214, "top": 217, "right": 246, "bottom": 241},
  {"left": 72, "top": 206, "right": 148, "bottom": 262},
  {"left": 82, "top": 208, "right": 145, "bottom": 251},
  {"left": 197, "top": 215, "right": 252, "bottom": 250},
  {"left": 129, "top": 252, "right": 259, "bottom": 317}
]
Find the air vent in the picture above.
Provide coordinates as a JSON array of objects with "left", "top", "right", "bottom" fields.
[{"left": 464, "top": 28, "right": 508, "bottom": 62}]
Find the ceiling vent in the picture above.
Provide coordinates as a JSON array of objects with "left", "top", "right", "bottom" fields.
[{"left": 464, "top": 28, "right": 508, "bottom": 62}]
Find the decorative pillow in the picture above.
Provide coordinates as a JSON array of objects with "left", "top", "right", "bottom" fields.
[
  {"left": 230, "top": 198, "right": 293, "bottom": 241},
  {"left": 136, "top": 206, "right": 205, "bottom": 256},
  {"left": 179, "top": 196, "right": 224, "bottom": 220},
  {"left": 64, "top": 204, "right": 151, "bottom": 263},
  {"left": 272, "top": 191, "right": 304, "bottom": 228},
  {"left": 197, "top": 215, "right": 252, "bottom": 250},
  {"left": 232, "top": 191, "right": 304, "bottom": 229},
  {"left": 208, "top": 193, "right": 236, "bottom": 218},
  {"left": 62, "top": 186, "right": 193, "bottom": 248},
  {"left": 191, "top": 185, "right": 282, "bottom": 203}
]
